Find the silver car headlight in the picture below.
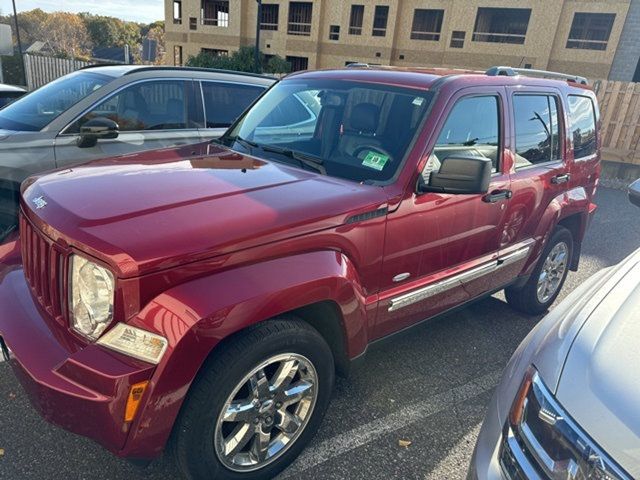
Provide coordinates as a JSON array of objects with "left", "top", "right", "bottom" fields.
[
  {"left": 502, "top": 367, "right": 630, "bottom": 480},
  {"left": 69, "top": 254, "right": 114, "bottom": 340}
]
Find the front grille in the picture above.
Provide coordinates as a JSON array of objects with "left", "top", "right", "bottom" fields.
[{"left": 20, "top": 214, "right": 65, "bottom": 319}]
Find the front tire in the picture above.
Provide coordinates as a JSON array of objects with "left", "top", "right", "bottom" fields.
[
  {"left": 506, "top": 226, "right": 573, "bottom": 315},
  {"left": 172, "top": 318, "right": 334, "bottom": 480}
]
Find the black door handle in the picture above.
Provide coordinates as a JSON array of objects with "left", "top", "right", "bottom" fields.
[
  {"left": 551, "top": 173, "right": 571, "bottom": 184},
  {"left": 483, "top": 189, "right": 512, "bottom": 203}
]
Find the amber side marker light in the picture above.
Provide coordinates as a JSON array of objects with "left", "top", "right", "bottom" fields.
[
  {"left": 125, "top": 381, "right": 149, "bottom": 423},
  {"left": 509, "top": 366, "right": 535, "bottom": 426}
]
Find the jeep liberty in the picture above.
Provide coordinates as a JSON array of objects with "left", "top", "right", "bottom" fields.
[{"left": 0, "top": 66, "right": 600, "bottom": 479}]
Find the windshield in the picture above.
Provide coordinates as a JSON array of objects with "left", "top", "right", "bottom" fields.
[
  {"left": 223, "top": 79, "right": 433, "bottom": 183},
  {"left": 0, "top": 71, "right": 112, "bottom": 132}
]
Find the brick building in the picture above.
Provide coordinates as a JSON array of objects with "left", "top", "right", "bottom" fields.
[{"left": 165, "top": 0, "right": 634, "bottom": 79}]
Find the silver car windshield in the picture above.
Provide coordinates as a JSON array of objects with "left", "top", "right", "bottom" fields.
[{"left": 0, "top": 71, "right": 112, "bottom": 132}]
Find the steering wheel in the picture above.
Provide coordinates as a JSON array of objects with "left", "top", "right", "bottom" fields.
[{"left": 352, "top": 145, "right": 394, "bottom": 162}]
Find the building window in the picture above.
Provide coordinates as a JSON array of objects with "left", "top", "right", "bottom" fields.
[
  {"left": 472, "top": 7, "right": 531, "bottom": 44},
  {"left": 190, "top": 17, "right": 198, "bottom": 30},
  {"left": 450, "top": 30, "right": 465, "bottom": 48},
  {"left": 288, "top": 2, "right": 312, "bottom": 36},
  {"left": 372, "top": 6, "right": 389, "bottom": 37},
  {"left": 411, "top": 9, "right": 444, "bottom": 41},
  {"left": 329, "top": 25, "right": 340, "bottom": 41},
  {"left": 174, "top": 45, "right": 183, "bottom": 66},
  {"left": 173, "top": 1, "right": 182, "bottom": 24},
  {"left": 202, "top": 0, "right": 229, "bottom": 27},
  {"left": 349, "top": 5, "right": 364, "bottom": 35},
  {"left": 202, "top": 48, "right": 229, "bottom": 57},
  {"left": 286, "top": 55, "right": 309, "bottom": 71},
  {"left": 261, "top": 4, "right": 279, "bottom": 31},
  {"left": 566, "top": 12, "right": 615, "bottom": 51}
]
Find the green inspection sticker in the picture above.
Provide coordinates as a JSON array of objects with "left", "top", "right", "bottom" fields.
[{"left": 362, "top": 151, "right": 390, "bottom": 171}]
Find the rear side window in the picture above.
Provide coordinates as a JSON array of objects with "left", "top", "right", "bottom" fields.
[
  {"left": 513, "top": 95, "right": 561, "bottom": 168},
  {"left": 568, "top": 95, "right": 597, "bottom": 159},
  {"left": 201, "top": 82, "right": 265, "bottom": 128},
  {"left": 433, "top": 96, "right": 500, "bottom": 172}
]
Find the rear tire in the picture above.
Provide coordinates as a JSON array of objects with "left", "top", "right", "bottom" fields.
[
  {"left": 172, "top": 318, "right": 334, "bottom": 480},
  {"left": 505, "top": 226, "right": 573, "bottom": 315}
]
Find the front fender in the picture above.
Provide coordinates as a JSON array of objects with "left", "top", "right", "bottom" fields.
[{"left": 120, "top": 250, "right": 370, "bottom": 458}]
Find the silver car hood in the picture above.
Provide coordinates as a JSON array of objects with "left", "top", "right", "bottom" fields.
[{"left": 555, "top": 250, "right": 640, "bottom": 477}]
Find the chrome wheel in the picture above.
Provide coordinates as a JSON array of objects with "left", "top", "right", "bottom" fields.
[
  {"left": 536, "top": 242, "right": 568, "bottom": 303},
  {"left": 214, "top": 353, "right": 318, "bottom": 472}
]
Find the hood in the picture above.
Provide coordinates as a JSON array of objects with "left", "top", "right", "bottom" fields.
[
  {"left": 555, "top": 250, "right": 640, "bottom": 477},
  {"left": 22, "top": 144, "right": 386, "bottom": 278}
]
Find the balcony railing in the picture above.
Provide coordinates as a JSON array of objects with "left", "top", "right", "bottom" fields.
[
  {"left": 288, "top": 22, "right": 311, "bottom": 36},
  {"left": 566, "top": 38, "right": 608, "bottom": 51},
  {"left": 410, "top": 31, "right": 441, "bottom": 41},
  {"left": 472, "top": 32, "right": 526, "bottom": 44}
]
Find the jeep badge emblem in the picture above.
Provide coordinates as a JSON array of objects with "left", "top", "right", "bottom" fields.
[{"left": 32, "top": 196, "right": 47, "bottom": 209}]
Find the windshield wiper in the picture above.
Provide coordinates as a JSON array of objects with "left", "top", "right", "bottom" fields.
[{"left": 259, "top": 144, "right": 326, "bottom": 175}]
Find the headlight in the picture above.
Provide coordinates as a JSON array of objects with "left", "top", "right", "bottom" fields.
[
  {"left": 69, "top": 254, "right": 114, "bottom": 340},
  {"left": 97, "top": 323, "right": 168, "bottom": 364},
  {"left": 502, "top": 367, "right": 630, "bottom": 480}
]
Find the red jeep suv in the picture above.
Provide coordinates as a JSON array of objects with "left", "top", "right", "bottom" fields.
[{"left": 0, "top": 66, "right": 600, "bottom": 479}]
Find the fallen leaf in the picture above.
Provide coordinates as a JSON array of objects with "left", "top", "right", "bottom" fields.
[
  {"left": 0, "top": 448, "right": 5, "bottom": 456},
  {"left": 8, "top": 393, "right": 15, "bottom": 400},
  {"left": 398, "top": 439, "right": 412, "bottom": 448}
]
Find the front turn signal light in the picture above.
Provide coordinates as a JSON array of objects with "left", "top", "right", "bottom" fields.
[{"left": 125, "top": 381, "right": 149, "bottom": 423}]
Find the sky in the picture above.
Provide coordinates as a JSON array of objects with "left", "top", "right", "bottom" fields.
[{"left": 5, "top": 0, "right": 164, "bottom": 24}]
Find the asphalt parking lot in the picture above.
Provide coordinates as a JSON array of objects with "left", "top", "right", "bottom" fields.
[{"left": 1, "top": 186, "right": 639, "bottom": 480}]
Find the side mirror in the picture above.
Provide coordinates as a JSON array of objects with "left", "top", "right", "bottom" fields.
[
  {"left": 418, "top": 156, "right": 492, "bottom": 195},
  {"left": 629, "top": 179, "right": 640, "bottom": 208},
  {"left": 77, "top": 117, "right": 119, "bottom": 148}
]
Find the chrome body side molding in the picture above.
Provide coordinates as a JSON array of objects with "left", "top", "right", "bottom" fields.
[{"left": 388, "top": 245, "right": 531, "bottom": 312}]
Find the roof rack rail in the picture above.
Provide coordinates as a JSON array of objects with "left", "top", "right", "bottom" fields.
[
  {"left": 80, "top": 64, "right": 276, "bottom": 80},
  {"left": 121, "top": 66, "right": 276, "bottom": 79},
  {"left": 345, "top": 63, "right": 370, "bottom": 68},
  {"left": 485, "top": 66, "right": 588, "bottom": 86}
]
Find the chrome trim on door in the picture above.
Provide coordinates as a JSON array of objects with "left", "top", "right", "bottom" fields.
[
  {"left": 498, "top": 246, "right": 531, "bottom": 267},
  {"left": 388, "top": 246, "right": 531, "bottom": 312}
]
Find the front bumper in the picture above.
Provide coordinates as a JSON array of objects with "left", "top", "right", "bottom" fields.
[{"left": 0, "top": 263, "right": 155, "bottom": 455}]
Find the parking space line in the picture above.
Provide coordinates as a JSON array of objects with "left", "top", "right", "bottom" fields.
[{"left": 281, "top": 370, "right": 501, "bottom": 477}]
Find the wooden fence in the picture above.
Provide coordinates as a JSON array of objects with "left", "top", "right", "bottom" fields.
[
  {"left": 594, "top": 79, "right": 640, "bottom": 166},
  {"left": 23, "top": 53, "right": 92, "bottom": 90}
]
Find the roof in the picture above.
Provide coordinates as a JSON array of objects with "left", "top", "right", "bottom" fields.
[{"left": 285, "top": 65, "right": 593, "bottom": 91}]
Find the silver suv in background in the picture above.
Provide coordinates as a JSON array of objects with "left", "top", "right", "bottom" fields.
[
  {"left": 0, "top": 65, "right": 275, "bottom": 241},
  {"left": 468, "top": 181, "right": 640, "bottom": 480}
]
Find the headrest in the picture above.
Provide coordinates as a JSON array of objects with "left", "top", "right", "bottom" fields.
[{"left": 349, "top": 103, "right": 379, "bottom": 133}]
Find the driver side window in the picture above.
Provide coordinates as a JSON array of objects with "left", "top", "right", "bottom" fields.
[{"left": 425, "top": 95, "right": 500, "bottom": 181}]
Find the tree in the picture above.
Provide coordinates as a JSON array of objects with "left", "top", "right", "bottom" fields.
[
  {"left": 44, "top": 12, "right": 93, "bottom": 58},
  {"left": 80, "top": 14, "right": 142, "bottom": 49},
  {"left": 265, "top": 56, "right": 291, "bottom": 75},
  {"left": 143, "top": 21, "right": 166, "bottom": 65},
  {"left": 186, "top": 46, "right": 291, "bottom": 74}
]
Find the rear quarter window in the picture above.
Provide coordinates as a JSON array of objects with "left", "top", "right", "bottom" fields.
[{"left": 568, "top": 95, "right": 597, "bottom": 159}]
